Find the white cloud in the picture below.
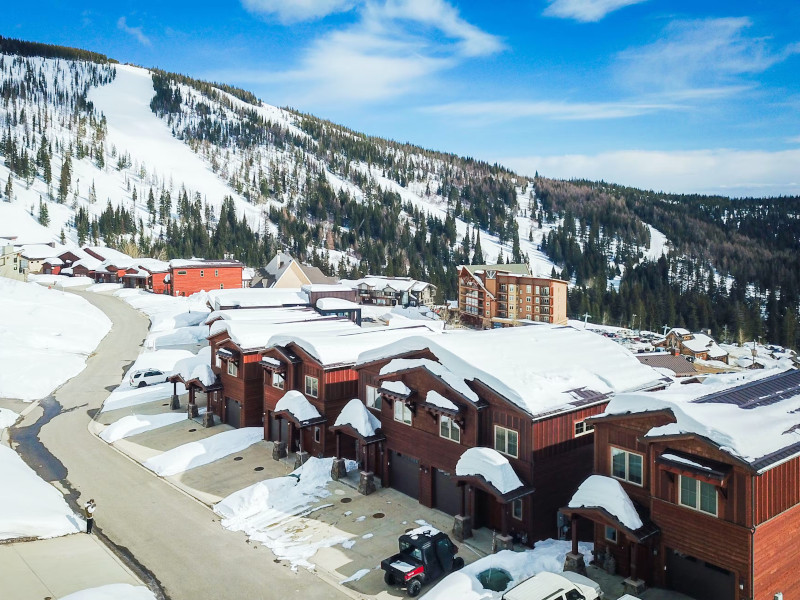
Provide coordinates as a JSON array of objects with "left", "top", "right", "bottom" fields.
[
  {"left": 117, "top": 17, "right": 151, "bottom": 47},
  {"left": 425, "top": 98, "right": 682, "bottom": 121},
  {"left": 230, "top": 0, "right": 503, "bottom": 104},
  {"left": 543, "top": 0, "right": 648, "bottom": 22},
  {"left": 502, "top": 148, "right": 800, "bottom": 197},
  {"left": 618, "top": 17, "right": 800, "bottom": 94},
  {"left": 241, "top": 0, "right": 357, "bottom": 23}
]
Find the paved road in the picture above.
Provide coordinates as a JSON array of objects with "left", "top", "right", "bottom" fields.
[{"left": 21, "top": 290, "right": 348, "bottom": 600}]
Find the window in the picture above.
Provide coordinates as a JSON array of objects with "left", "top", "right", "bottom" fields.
[
  {"left": 512, "top": 499, "right": 523, "bottom": 520},
  {"left": 440, "top": 416, "right": 461, "bottom": 442},
  {"left": 215, "top": 353, "right": 221, "bottom": 368},
  {"left": 394, "top": 400, "right": 412, "bottom": 425},
  {"left": 611, "top": 447, "right": 643, "bottom": 485},
  {"left": 272, "top": 372, "right": 285, "bottom": 389},
  {"left": 200, "top": 270, "right": 204, "bottom": 277},
  {"left": 177, "top": 270, "right": 187, "bottom": 275},
  {"left": 526, "top": 285, "right": 532, "bottom": 293},
  {"left": 494, "top": 425, "right": 519, "bottom": 458},
  {"left": 215, "top": 269, "right": 219, "bottom": 277},
  {"left": 680, "top": 475, "right": 718, "bottom": 516},
  {"left": 605, "top": 526, "right": 617, "bottom": 543},
  {"left": 227, "top": 361, "right": 238, "bottom": 377},
  {"left": 574, "top": 420, "right": 595, "bottom": 437},
  {"left": 220, "top": 284, "right": 224, "bottom": 289},
  {"left": 526, "top": 296, "right": 531, "bottom": 303},
  {"left": 314, "top": 427, "right": 321, "bottom": 443},
  {"left": 365, "top": 385, "right": 381, "bottom": 410},
  {"left": 534, "top": 285, "right": 540, "bottom": 294},
  {"left": 305, "top": 375, "right": 318, "bottom": 398}
]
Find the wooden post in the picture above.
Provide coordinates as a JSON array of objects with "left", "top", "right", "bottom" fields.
[
  {"left": 460, "top": 484, "right": 466, "bottom": 516},
  {"left": 501, "top": 502, "right": 508, "bottom": 536},
  {"left": 630, "top": 541, "right": 638, "bottom": 581},
  {"left": 277, "top": 415, "right": 282, "bottom": 442},
  {"left": 335, "top": 431, "right": 341, "bottom": 459},
  {"left": 571, "top": 516, "right": 579, "bottom": 556}
]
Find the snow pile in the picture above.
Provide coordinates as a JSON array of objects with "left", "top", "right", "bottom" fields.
[
  {"left": 381, "top": 380, "right": 412, "bottom": 396},
  {"left": 114, "top": 288, "right": 210, "bottom": 333},
  {"left": 0, "top": 445, "right": 83, "bottom": 540},
  {"left": 100, "top": 412, "right": 191, "bottom": 443},
  {"left": 334, "top": 399, "right": 381, "bottom": 437},
  {"left": 455, "top": 448, "right": 524, "bottom": 495},
  {"left": 29, "top": 274, "right": 95, "bottom": 288},
  {"left": 215, "top": 456, "right": 357, "bottom": 570},
  {"left": 100, "top": 382, "right": 173, "bottom": 413},
  {"left": 568, "top": 475, "right": 643, "bottom": 530},
  {"left": 145, "top": 325, "right": 208, "bottom": 349},
  {"left": 275, "top": 390, "right": 322, "bottom": 423},
  {"left": 0, "top": 407, "right": 20, "bottom": 429},
  {"left": 59, "top": 583, "right": 158, "bottom": 600},
  {"left": 172, "top": 347, "right": 215, "bottom": 386},
  {"left": 424, "top": 540, "right": 593, "bottom": 600},
  {"left": 144, "top": 427, "right": 264, "bottom": 476},
  {"left": 340, "top": 568, "right": 371, "bottom": 584},
  {"left": 0, "top": 278, "right": 111, "bottom": 401},
  {"left": 381, "top": 358, "right": 479, "bottom": 402}
]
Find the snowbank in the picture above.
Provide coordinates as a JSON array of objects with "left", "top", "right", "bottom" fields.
[
  {"left": 144, "top": 427, "right": 264, "bottom": 477},
  {"left": 100, "top": 412, "right": 191, "bottom": 443},
  {"left": 100, "top": 382, "right": 174, "bottom": 413},
  {"left": 0, "top": 445, "right": 83, "bottom": 540},
  {"left": 0, "top": 279, "right": 111, "bottom": 400},
  {"left": 59, "top": 583, "right": 158, "bottom": 600},
  {"left": 423, "top": 539, "right": 593, "bottom": 600},
  {"left": 0, "top": 407, "right": 20, "bottom": 429},
  {"left": 114, "top": 288, "right": 210, "bottom": 333}
]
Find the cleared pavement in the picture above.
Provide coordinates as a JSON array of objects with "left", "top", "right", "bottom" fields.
[{"left": 19, "top": 290, "right": 349, "bottom": 600}]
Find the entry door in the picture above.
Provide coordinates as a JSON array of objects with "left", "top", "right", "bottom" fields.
[
  {"left": 389, "top": 451, "right": 419, "bottom": 500},
  {"left": 269, "top": 415, "right": 289, "bottom": 442},
  {"left": 433, "top": 469, "right": 461, "bottom": 516},
  {"left": 666, "top": 549, "right": 735, "bottom": 600},
  {"left": 225, "top": 397, "right": 241, "bottom": 428}
]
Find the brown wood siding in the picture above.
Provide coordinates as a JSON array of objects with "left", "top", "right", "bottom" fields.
[
  {"left": 653, "top": 498, "right": 752, "bottom": 593},
  {"left": 532, "top": 404, "right": 607, "bottom": 456},
  {"left": 754, "top": 456, "right": 800, "bottom": 524},
  {"left": 754, "top": 500, "right": 800, "bottom": 599}
]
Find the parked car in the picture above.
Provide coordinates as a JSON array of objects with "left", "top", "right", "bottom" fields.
[
  {"left": 381, "top": 528, "right": 464, "bottom": 597},
  {"left": 502, "top": 571, "right": 602, "bottom": 600},
  {"left": 129, "top": 369, "right": 168, "bottom": 388}
]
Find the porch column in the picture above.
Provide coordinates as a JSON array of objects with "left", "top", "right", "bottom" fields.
[
  {"left": 335, "top": 431, "right": 341, "bottom": 458},
  {"left": 170, "top": 381, "right": 180, "bottom": 410},
  {"left": 563, "top": 516, "right": 587, "bottom": 575},
  {"left": 623, "top": 541, "right": 646, "bottom": 595},
  {"left": 187, "top": 387, "right": 199, "bottom": 418},
  {"left": 493, "top": 502, "right": 513, "bottom": 552},
  {"left": 453, "top": 483, "right": 472, "bottom": 542},
  {"left": 630, "top": 542, "right": 638, "bottom": 580},
  {"left": 572, "top": 515, "right": 579, "bottom": 556}
]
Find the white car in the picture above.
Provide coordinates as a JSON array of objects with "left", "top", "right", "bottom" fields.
[
  {"left": 129, "top": 369, "right": 168, "bottom": 388},
  {"left": 502, "top": 571, "right": 602, "bottom": 600}
]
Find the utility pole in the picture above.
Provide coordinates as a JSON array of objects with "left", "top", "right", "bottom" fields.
[
  {"left": 662, "top": 324, "right": 670, "bottom": 336},
  {"left": 631, "top": 314, "right": 637, "bottom": 332},
  {"left": 582, "top": 313, "right": 591, "bottom": 329}
]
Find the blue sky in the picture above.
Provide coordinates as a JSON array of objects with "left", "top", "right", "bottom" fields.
[{"left": 5, "top": 0, "right": 800, "bottom": 196}]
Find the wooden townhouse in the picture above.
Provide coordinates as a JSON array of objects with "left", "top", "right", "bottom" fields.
[
  {"left": 659, "top": 327, "right": 729, "bottom": 364},
  {"left": 352, "top": 325, "right": 664, "bottom": 547},
  {"left": 340, "top": 276, "right": 437, "bottom": 308},
  {"left": 562, "top": 367, "right": 800, "bottom": 600},
  {"left": 168, "top": 258, "right": 244, "bottom": 297},
  {"left": 205, "top": 309, "right": 350, "bottom": 428}
]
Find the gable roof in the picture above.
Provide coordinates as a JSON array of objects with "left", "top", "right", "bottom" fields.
[
  {"left": 359, "top": 325, "right": 663, "bottom": 419},
  {"left": 602, "top": 368, "right": 800, "bottom": 472},
  {"left": 461, "top": 263, "right": 531, "bottom": 276}
]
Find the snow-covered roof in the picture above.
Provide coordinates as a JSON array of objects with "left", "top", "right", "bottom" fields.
[
  {"left": 269, "top": 323, "right": 440, "bottom": 367},
  {"left": 339, "top": 276, "right": 433, "bottom": 293},
  {"left": 316, "top": 297, "right": 361, "bottom": 311},
  {"left": 43, "top": 256, "right": 63, "bottom": 265},
  {"left": 669, "top": 328, "right": 691, "bottom": 337},
  {"left": 210, "top": 318, "right": 356, "bottom": 352},
  {"left": 134, "top": 258, "right": 169, "bottom": 273},
  {"left": 363, "top": 326, "right": 663, "bottom": 418},
  {"left": 72, "top": 255, "right": 102, "bottom": 271},
  {"left": 601, "top": 368, "right": 800, "bottom": 471},
  {"left": 204, "top": 306, "right": 320, "bottom": 325},
  {"left": 20, "top": 243, "right": 64, "bottom": 260},
  {"left": 334, "top": 399, "right": 381, "bottom": 438},
  {"left": 205, "top": 288, "right": 309, "bottom": 311},
  {"left": 83, "top": 245, "right": 132, "bottom": 263},
  {"left": 455, "top": 447, "right": 524, "bottom": 495},
  {"left": 169, "top": 258, "right": 243, "bottom": 269},
  {"left": 173, "top": 347, "right": 216, "bottom": 386},
  {"left": 261, "top": 357, "right": 282, "bottom": 367},
  {"left": 301, "top": 283, "right": 353, "bottom": 293},
  {"left": 568, "top": 475, "right": 643, "bottom": 530},
  {"left": 381, "top": 380, "right": 412, "bottom": 396},
  {"left": 681, "top": 333, "right": 727, "bottom": 358},
  {"left": 380, "top": 358, "right": 479, "bottom": 403},
  {"left": 425, "top": 390, "right": 458, "bottom": 412},
  {"left": 275, "top": 390, "right": 322, "bottom": 424}
]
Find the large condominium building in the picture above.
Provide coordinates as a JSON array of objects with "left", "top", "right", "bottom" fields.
[{"left": 458, "top": 264, "right": 568, "bottom": 328}]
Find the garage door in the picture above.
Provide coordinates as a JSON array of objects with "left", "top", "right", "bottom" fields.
[
  {"left": 389, "top": 451, "right": 419, "bottom": 500},
  {"left": 434, "top": 469, "right": 461, "bottom": 516},
  {"left": 225, "top": 397, "right": 241, "bottom": 429},
  {"left": 666, "top": 549, "right": 735, "bottom": 600}
]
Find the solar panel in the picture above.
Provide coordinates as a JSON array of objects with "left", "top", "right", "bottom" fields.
[{"left": 693, "top": 369, "right": 800, "bottom": 409}]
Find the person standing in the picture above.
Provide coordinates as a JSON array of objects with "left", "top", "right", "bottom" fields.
[{"left": 84, "top": 499, "right": 96, "bottom": 534}]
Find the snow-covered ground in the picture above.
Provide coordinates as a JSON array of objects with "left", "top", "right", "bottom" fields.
[
  {"left": 114, "top": 289, "right": 210, "bottom": 333},
  {"left": 0, "top": 444, "right": 84, "bottom": 540},
  {"left": 0, "top": 278, "right": 111, "bottom": 401},
  {"left": 215, "top": 456, "right": 357, "bottom": 570},
  {"left": 423, "top": 539, "right": 593, "bottom": 600},
  {"left": 143, "top": 427, "right": 264, "bottom": 477},
  {"left": 99, "top": 412, "right": 192, "bottom": 443},
  {"left": 0, "top": 407, "right": 19, "bottom": 429},
  {"left": 59, "top": 584, "right": 158, "bottom": 600}
]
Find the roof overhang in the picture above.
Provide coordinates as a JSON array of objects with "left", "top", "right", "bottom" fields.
[
  {"left": 560, "top": 505, "right": 660, "bottom": 543},
  {"left": 451, "top": 473, "right": 534, "bottom": 503},
  {"left": 328, "top": 422, "right": 385, "bottom": 445}
]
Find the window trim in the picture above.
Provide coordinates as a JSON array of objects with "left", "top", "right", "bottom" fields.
[
  {"left": 679, "top": 475, "right": 718, "bottom": 517},
  {"left": 304, "top": 375, "right": 319, "bottom": 398},
  {"left": 394, "top": 400, "right": 412, "bottom": 425},
  {"left": 574, "top": 419, "right": 595, "bottom": 438},
  {"left": 365, "top": 384, "right": 381, "bottom": 410},
  {"left": 605, "top": 525, "right": 618, "bottom": 543},
  {"left": 494, "top": 425, "right": 519, "bottom": 458},
  {"left": 512, "top": 499, "right": 523, "bottom": 521},
  {"left": 439, "top": 415, "right": 461, "bottom": 443},
  {"left": 610, "top": 446, "right": 644, "bottom": 487},
  {"left": 314, "top": 426, "right": 321, "bottom": 444},
  {"left": 272, "top": 372, "right": 285, "bottom": 390},
  {"left": 226, "top": 361, "right": 238, "bottom": 377}
]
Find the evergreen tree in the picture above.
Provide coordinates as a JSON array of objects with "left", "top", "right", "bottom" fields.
[
  {"left": 38, "top": 198, "right": 49, "bottom": 226},
  {"left": 58, "top": 155, "right": 71, "bottom": 203},
  {"left": 472, "top": 230, "right": 483, "bottom": 265},
  {"left": 4, "top": 174, "right": 11, "bottom": 201}
]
